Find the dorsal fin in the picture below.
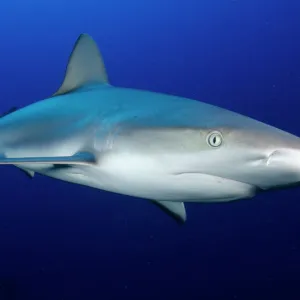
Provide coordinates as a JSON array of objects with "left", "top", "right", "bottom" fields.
[{"left": 53, "top": 34, "right": 109, "bottom": 96}]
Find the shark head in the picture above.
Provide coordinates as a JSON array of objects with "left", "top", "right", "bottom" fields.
[
  {"left": 205, "top": 126, "right": 300, "bottom": 191},
  {"left": 106, "top": 101, "right": 300, "bottom": 202},
  {"left": 167, "top": 123, "right": 300, "bottom": 191}
]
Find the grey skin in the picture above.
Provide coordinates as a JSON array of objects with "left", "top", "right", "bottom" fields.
[{"left": 0, "top": 33, "right": 299, "bottom": 223}]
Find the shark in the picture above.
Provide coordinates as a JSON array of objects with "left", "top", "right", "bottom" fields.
[{"left": 0, "top": 33, "right": 299, "bottom": 223}]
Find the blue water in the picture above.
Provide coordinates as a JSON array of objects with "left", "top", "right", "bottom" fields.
[{"left": 0, "top": 0, "right": 300, "bottom": 299}]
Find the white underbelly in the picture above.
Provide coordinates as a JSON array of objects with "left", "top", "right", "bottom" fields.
[
  {"left": 69, "top": 153, "right": 256, "bottom": 202},
  {"left": 20, "top": 155, "right": 256, "bottom": 203},
  {"left": 90, "top": 169, "right": 256, "bottom": 202}
]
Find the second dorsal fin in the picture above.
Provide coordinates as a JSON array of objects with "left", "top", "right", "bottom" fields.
[{"left": 53, "top": 34, "right": 109, "bottom": 96}]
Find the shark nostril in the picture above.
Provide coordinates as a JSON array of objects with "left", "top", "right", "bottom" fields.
[
  {"left": 266, "top": 150, "right": 279, "bottom": 166},
  {"left": 265, "top": 149, "right": 299, "bottom": 167}
]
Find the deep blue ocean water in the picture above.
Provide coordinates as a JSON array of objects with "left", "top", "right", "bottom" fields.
[{"left": 0, "top": 0, "right": 300, "bottom": 299}]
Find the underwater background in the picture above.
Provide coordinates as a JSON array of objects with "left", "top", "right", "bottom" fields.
[{"left": 0, "top": 0, "right": 300, "bottom": 299}]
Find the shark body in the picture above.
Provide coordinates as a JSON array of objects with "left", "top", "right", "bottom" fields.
[{"left": 1, "top": 34, "right": 300, "bottom": 222}]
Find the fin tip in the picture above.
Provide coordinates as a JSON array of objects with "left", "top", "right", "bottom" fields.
[{"left": 151, "top": 200, "right": 187, "bottom": 224}]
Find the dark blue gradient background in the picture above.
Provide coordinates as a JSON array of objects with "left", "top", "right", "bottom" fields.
[{"left": 0, "top": 1, "right": 300, "bottom": 299}]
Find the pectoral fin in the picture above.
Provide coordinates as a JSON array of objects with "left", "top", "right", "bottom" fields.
[
  {"left": 151, "top": 200, "right": 187, "bottom": 223},
  {"left": 0, "top": 152, "right": 96, "bottom": 166}
]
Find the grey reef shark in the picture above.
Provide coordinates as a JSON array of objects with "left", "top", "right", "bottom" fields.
[{"left": 0, "top": 34, "right": 299, "bottom": 223}]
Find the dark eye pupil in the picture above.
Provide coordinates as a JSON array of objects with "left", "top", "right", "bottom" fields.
[{"left": 207, "top": 132, "right": 222, "bottom": 147}]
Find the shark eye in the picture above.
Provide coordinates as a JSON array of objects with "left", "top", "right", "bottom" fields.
[{"left": 207, "top": 131, "right": 223, "bottom": 147}]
